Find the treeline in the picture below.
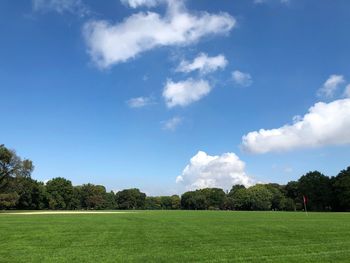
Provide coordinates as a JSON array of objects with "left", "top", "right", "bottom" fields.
[{"left": 1, "top": 144, "right": 350, "bottom": 211}]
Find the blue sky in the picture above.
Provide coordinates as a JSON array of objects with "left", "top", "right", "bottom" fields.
[{"left": 1, "top": 0, "right": 350, "bottom": 195}]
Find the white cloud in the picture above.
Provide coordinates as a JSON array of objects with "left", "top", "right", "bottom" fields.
[
  {"left": 163, "top": 78, "right": 212, "bottom": 108},
  {"left": 318, "top": 74, "right": 345, "bottom": 98},
  {"left": 83, "top": 0, "right": 235, "bottom": 68},
  {"left": 127, "top": 96, "right": 154, "bottom": 108},
  {"left": 343, "top": 84, "right": 350, "bottom": 98},
  {"left": 232, "top": 70, "right": 252, "bottom": 87},
  {"left": 120, "top": 0, "right": 165, "bottom": 8},
  {"left": 32, "top": 0, "right": 89, "bottom": 16},
  {"left": 254, "top": 0, "right": 290, "bottom": 4},
  {"left": 242, "top": 98, "right": 350, "bottom": 154},
  {"left": 176, "top": 53, "right": 228, "bottom": 75},
  {"left": 176, "top": 151, "right": 254, "bottom": 191},
  {"left": 162, "top": 116, "right": 183, "bottom": 131}
]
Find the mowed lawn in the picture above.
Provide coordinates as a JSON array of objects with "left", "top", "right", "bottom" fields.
[{"left": 1, "top": 211, "right": 350, "bottom": 262}]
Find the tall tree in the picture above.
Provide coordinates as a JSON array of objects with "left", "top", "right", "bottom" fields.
[
  {"left": 0, "top": 144, "right": 34, "bottom": 190},
  {"left": 332, "top": 167, "right": 350, "bottom": 211},
  {"left": 79, "top": 184, "right": 108, "bottom": 209},
  {"left": 200, "top": 188, "right": 226, "bottom": 210},
  {"left": 116, "top": 188, "right": 146, "bottom": 209},
  {"left": 298, "top": 171, "right": 332, "bottom": 211},
  {"left": 46, "top": 177, "right": 74, "bottom": 209}
]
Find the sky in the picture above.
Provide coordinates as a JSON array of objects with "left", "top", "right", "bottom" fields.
[{"left": 1, "top": 0, "right": 350, "bottom": 195}]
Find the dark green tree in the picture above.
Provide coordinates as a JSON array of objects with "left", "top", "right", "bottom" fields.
[
  {"left": 0, "top": 144, "right": 34, "bottom": 190},
  {"left": 116, "top": 188, "right": 146, "bottom": 209},
  {"left": 46, "top": 177, "right": 74, "bottom": 209},
  {"left": 170, "top": 195, "right": 181, "bottom": 209},
  {"left": 332, "top": 167, "right": 350, "bottom": 211},
  {"left": 145, "top": 197, "right": 162, "bottom": 210},
  {"left": 200, "top": 188, "right": 226, "bottom": 210},
  {"left": 298, "top": 171, "right": 332, "bottom": 211},
  {"left": 181, "top": 190, "right": 207, "bottom": 210},
  {"left": 79, "top": 184, "right": 107, "bottom": 209}
]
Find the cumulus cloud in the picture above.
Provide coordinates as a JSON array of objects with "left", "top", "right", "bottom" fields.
[
  {"left": 318, "top": 74, "right": 345, "bottom": 98},
  {"left": 83, "top": 0, "right": 235, "bottom": 68},
  {"left": 176, "top": 151, "right": 254, "bottom": 191},
  {"left": 163, "top": 78, "right": 212, "bottom": 108},
  {"left": 176, "top": 53, "right": 228, "bottom": 75},
  {"left": 162, "top": 116, "right": 183, "bottom": 131},
  {"left": 242, "top": 98, "right": 350, "bottom": 154},
  {"left": 32, "top": 0, "right": 89, "bottom": 16},
  {"left": 127, "top": 96, "right": 154, "bottom": 108},
  {"left": 232, "top": 70, "right": 252, "bottom": 87}
]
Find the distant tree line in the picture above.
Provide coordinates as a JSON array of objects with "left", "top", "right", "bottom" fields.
[{"left": 1, "top": 144, "right": 350, "bottom": 211}]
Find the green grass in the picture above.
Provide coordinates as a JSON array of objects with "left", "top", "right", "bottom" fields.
[{"left": 1, "top": 211, "right": 350, "bottom": 262}]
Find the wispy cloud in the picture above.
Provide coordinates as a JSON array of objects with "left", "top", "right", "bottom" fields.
[
  {"left": 232, "top": 70, "right": 252, "bottom": 87},
  {"left": 32, "top": 0, "right": 90, "bottom": 16},
  {"left": 120, "top": 0, "right": 165, "bottom": 8},
  {"left": 344, "top": 84, "right": 350, "bottom": 98},
  {"left": 318, "top": 74, "right": 345, "bottom": 98},
  {"left": 162, "top": 116, "right": 183, "bottom": 131},
  {"left": 254, "top": 0, "right": 290, "bottom": 5},
  {"left": 126, "top": 96, "right": 155, "bottom": 108},
  {"left": 176, "top": 53, "right": 228, "bottom": 75}
]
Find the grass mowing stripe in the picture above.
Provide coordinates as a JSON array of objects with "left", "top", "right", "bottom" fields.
[{"left": 1, "top": 211, "right": 350, "bottom": 262}]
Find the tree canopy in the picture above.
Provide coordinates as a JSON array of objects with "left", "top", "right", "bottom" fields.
[{"left": 1, "top": 144, "right": 350, "bottom": 212}]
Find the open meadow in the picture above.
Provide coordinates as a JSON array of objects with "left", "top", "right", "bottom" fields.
[{"left": 1, "top": 211, "right": 350, "bottom": 262}]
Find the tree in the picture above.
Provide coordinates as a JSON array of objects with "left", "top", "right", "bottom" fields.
[
  {"left": 0, "top": 192, "right": 19, "bottom": 209},
  {"left": 46, "top": 177, "right": 74, "bottom": 209},
  {"left": 200, "top": 188, "right": 226, "bottom": 210},
  {"left": 230, "top": 185, "right": 273, "bottom": 211},
  {"left": 265, "top": 183, "right": 286, "bottom": 210},
  {"left": 12, "top": 177, "right": 48, "bottom": 209},
  {"left": 116, "top": 188, "right": 146, "bottom": 209},
  {"left": 285, "top": 181, "right": 302, "bottom": 210},
  {"left": 332, "top": 167, "right": 350, "bottom": 211},
  {"left": 79, "top": 184, "right": 107, "bottom": 209},
  {"left": 104, "top": 191, "right": 117, "bottom": 209},
  {"left": 231, "top": 187, "right": 250, "bottom": 210},
  {"left": 228, "top": 185, "right": 246, "bottom": 196},
  {"left": 0, "top": 145, "right": 34, "bottom": 190},
  {"left": 226, "top": 185, "right": 247, "bottom": 210},
  {"left": 298, "top": 171, "right": 332, "bottom": 211},
  {"left": 247, "top": 185, "right": 273, "bottom": 211},
  {"left": 181, "top": 191, "right": 207, "bottom": 210},
  {"left": 145, "top": 197, "right": 162, "bottom": 210},
  {"left": 170, "top": 195, "right": 181, "bottom": 209}
]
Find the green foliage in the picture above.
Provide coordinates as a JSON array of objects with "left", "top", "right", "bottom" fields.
[
  {"left": 1, "top": 144, "right": 349, "bottom": 212},
  {"left": 0, "top": 144, "right": 34, "bottom": 190},
  {"left": 46, "top": 177, "right": 74, "bottom": 209},
  {"left": 0, "top": 192, "right": 19, "bottom": 209},
  {"left": 79, "top": 184, "right": 108, "bottom": 209},
  {"left": 116, "top": 188, "right": 146, "bottom": 209},
  {"left": 145, "top": 197, "right": 162, "bottom": 210},
  {"left": 13, "top": 177, "right": 48, "bottom": 209},
  {"left": 298, "top": 171, "right": 332, "bottom": 211},
  {"left": 181, "top": 188, "right": 226, "bottom": 210},
  {"left": 332, "top": 167, "right": 350, "bottom": 211}
]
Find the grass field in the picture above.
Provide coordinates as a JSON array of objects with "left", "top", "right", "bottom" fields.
[{"left": 1, "top": 211, "right": 350, "bottom": 262}]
